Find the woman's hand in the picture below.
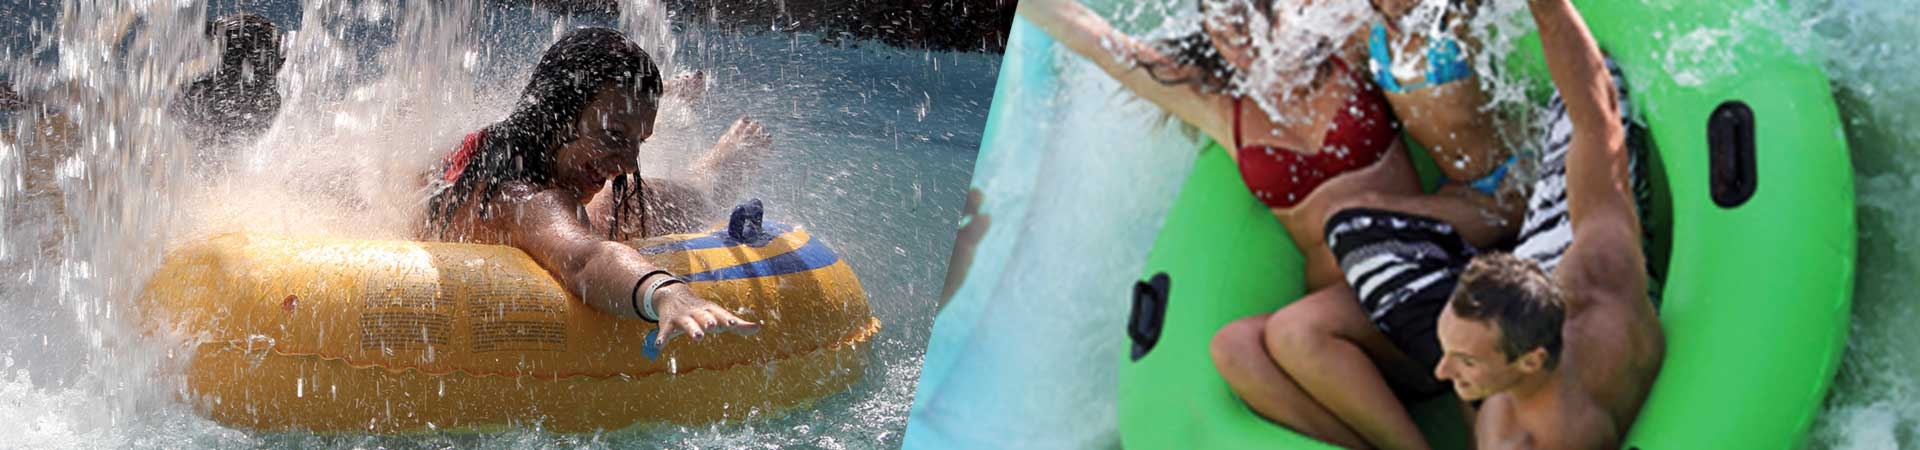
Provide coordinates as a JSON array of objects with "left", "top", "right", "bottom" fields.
[
  {"left": 663, "top": 70, "right": 707, "bottom": 104},
  {"left": 494, "top": 189, "right": 757, "bottom": 340},
  {"left": 1018, "top": 0, "right": 1234, "bottom": 143},
  {"left": 651, "top": 281, "right": 761, "bottom": 347},
  {"left": 715, "top": 116, "right": 771, "bottom": 150}
]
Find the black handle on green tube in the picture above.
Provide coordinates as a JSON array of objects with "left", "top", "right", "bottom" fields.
[
  {"left": 1129, "top": 272, "right": 1170, "bottom": 361},
  {"left": 1709, "top": 101, "right": 1757, "bottom": 208}
]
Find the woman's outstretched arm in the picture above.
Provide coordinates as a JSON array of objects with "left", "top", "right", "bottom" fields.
[
  {"left": 496, "top": 185, "right": 760, "bottom": 346},
  {"left": 1018, "top": 0, "right": 1234, "bottom": 144}
]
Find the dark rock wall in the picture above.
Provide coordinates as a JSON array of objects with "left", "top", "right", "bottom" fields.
[{"left": 527, "top": 0, "right": 1015, "bottom": 52}]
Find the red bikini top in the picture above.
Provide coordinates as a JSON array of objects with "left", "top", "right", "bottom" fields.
[
  {"left": 441, "top": 129, "right": 487, "bottom": 184},
  {"left": 1232, "top": 59, "right": 1399, "bottom": 209}
]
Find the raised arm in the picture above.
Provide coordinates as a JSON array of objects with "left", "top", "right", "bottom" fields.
[
  {"left": 1017, "top": 0, "right": 1234, "bottom": 144},
  {"left": 1529, "top": 0, "right": 1643, "bottom": 306},
  {"left": 496, "top": 186, "right": 758, "bottom": 346}
]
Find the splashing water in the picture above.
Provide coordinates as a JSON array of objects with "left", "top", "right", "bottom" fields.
[
  {"left": 1792, "top": 0, "right": 1920, "bottom": 448},
  {"left": 0, "top": 0, "right": 990, "bottom": 448},
  {"left": 1111, "top": 0, "right": 1373, "bottom": 130}
]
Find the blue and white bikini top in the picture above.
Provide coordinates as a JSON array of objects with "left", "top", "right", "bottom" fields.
[
  {"left": 1369, "top": 2, "right": 1504, "bottom": 194},
  {"left": 1367, "top": 8, "right": 1474, "bottom": 94}
]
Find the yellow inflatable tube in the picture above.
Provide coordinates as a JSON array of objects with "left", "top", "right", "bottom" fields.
[{"left": 141, "top": 214, "right": 879, "bottom": 433}]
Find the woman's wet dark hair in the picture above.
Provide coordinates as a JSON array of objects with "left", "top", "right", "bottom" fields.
[
  {"left": 1140, "top": 0, "right": 1275, "bottom": 93},
  {"left": 1142, "top": 31, "right": 1237, "bottom": 93},
  {"left": 428, "top": 26, "right": 665, "bottom": 235}
]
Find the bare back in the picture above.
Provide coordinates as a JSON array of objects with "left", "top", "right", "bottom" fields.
[{"left": 1372, "top": 20, "right": 1512, "bottom": 184}]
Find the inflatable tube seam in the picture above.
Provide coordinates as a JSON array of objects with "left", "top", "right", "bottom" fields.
[{"left": 195, "top": 317, "right": 881, "bottom": 381}]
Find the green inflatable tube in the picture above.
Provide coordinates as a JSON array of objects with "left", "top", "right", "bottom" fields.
[{"left": 1115, "top": 1, "right": 1856, "bottom": 449}]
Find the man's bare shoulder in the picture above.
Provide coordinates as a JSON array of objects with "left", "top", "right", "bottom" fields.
[
  {"left": 1535, "top": 394, "right": 1621, "bottom": 450},
  {"left": 1473, "top": 395, "right": 1535, "bottom": 449},
  {"left": 1476, "top": 391, "right": 1622, "bottom": 450}
]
